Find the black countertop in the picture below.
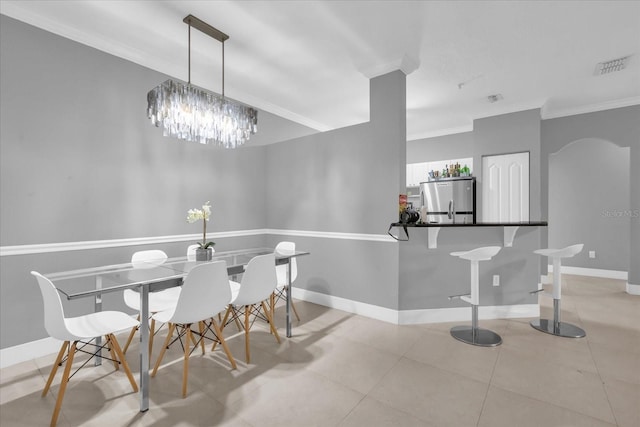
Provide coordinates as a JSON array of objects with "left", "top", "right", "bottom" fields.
[
  {"left": 390, "top": 221, "right": 548, "bottom": 228},
  {"left": 387, "top": 221, "right": 548, "bottom": 241}
]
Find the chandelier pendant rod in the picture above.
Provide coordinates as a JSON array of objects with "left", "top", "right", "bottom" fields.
[
  {"left": 182, "top": 14, "right": 229, "bottom": 96},
  {"left": 222, "top": 41, "right": 225, "bottom": 98}
]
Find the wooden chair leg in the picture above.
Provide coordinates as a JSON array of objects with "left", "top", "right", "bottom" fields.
[
  {"left": 43, "top": 341, "right": 69, "bottom": 397},
  {"left": 50, "top": 341, "right": 76, "bottom": 427},
  {"left": 123, "top": 314, "right": 140, "bottom": 354},
  {"left": 182, "top": 325, "right": 191, "bottom": 398},
  {"left": 223, "top": 303, "right": 242, "bottom": 332},
  {"left": 273, "top": 288, "right": 301, "bottom": 322},
  {"left": 187, "top": 327, "right": 197, "bottom": 354},
  {"left": 208, "top": 318, "right": 216, "bottom": 352},
  {"left": 214, "top": 308, "right": 232, "bottom": 352},
  {"left": 219, "top": 306, "right": 232, "bottom": 332},
  {"left": 106, "top": 335, "right": 120, "bottom": 370},
  {"left": 233, "top": 311, "right": 243, "bottom": 332},
  {"left": 269, "top": 293, "right": 277, "bottom": 335},
  {"left": 148, "top": 318, "right": 156, "bottom": 357},
  {"left": 108, "top": 334, "right": 138, "bottom": 392},
  {"left": 198, "top": 321, "right": 206, "bottom": 355},
  {"left": 262, "top": 301, "right": 281, "bottom": 343},
  {"left": 289, "top": 289, "right": 301, "bottom": 322},
  {"left": 244, "top": 306, "right": 251, "bottom": 364},
  {"left": 211, "top": 319, "right": 237, "bottom": 370},
  {"left": 152, "top": 323, "right": 175, "bottom": 377},
  {"left": 270, "top": 292, "right": 276, "bottom": 320}
]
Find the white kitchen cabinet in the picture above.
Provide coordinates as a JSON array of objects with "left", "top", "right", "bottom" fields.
[{"left": 406, "top": 162, "right": 429, "bottom": 187}]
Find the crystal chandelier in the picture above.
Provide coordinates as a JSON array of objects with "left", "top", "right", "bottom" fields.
[{"left": 147, "top": 15, "right": 257, "bottom": 148}]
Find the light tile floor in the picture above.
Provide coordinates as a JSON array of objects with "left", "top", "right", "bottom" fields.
[{"left": 1, "top": 275, "right": 638, "bottom": 426}]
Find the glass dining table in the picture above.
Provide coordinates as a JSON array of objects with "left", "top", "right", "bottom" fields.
[{"left": 43, "top": 247, "right": 309, "bottom": 412}]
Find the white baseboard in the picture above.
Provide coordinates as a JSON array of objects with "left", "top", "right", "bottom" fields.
[
  {"left": 291, "top": 288, "right": 539, "bottom": 325},
  {"left": 626, "top": 283, "right": 640, "bottom": 296},
  {"left": 548, "top": 265, "right": 628, "bottom": 280},
  {"left": 292, "top": 288, "right": 401, "bottom": 323},
  {"left": 0, "top": 336, "right": 62, "bottom": 369},
  {"left": 397, "top": 304, "right": 539, "bottom": 324}
]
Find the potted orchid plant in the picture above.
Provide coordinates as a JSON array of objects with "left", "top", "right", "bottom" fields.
[{"left": 187, "top": 201, "right": 215, "bottom": 261}]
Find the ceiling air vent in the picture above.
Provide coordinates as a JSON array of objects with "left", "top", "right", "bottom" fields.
[{"left": 594, "top": 55, "right": 630, "bottom": 75}]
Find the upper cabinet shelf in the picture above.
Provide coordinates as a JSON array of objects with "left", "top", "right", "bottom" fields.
[{"left": 406, "top": 157, "right": 474, "bottom": 188}]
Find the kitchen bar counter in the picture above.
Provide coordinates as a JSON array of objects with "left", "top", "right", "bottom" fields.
[
  {"left": 392, "top": 220, "right": 547, "bottom": 320},
  {"left": 389, "top": 221, "right": 548, "bottom": 248}
]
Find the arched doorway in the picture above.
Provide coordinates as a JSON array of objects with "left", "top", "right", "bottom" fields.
[{"left": 548, "top": 138, "right": 630, "bottom": 274}]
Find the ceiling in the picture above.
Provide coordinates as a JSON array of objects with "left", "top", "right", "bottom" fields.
[{"left": 2, "top": 0, "right": 639, "bottom": 143}]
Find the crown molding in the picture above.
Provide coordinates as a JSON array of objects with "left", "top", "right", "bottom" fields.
[{"left": 541, "top": 96, "right": 640, "bottom": 120}]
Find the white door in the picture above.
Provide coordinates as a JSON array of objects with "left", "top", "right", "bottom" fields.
[{"left": 482, "top": 152, "right": 529, "bottom": 222}]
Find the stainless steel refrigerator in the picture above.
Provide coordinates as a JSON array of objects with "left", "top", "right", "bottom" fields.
[{"left": 420, "top": 177, "right": 476, "bottom": 224}]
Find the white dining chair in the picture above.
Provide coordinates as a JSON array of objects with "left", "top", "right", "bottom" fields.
[
  {"left": 31, "top": 271, "right": 139, "bottom": 427},
  {"left": 271, "top": 241, "right": 300, "bottom": 322},
  {"left": 122, "top": 250, "right": 181, "bottom": 355},
  {"left": 220, "top": 253, "right": 280, "bottom": 363},
  {"left": 151, "top": 261, "right": 237, "bottom": 398}
]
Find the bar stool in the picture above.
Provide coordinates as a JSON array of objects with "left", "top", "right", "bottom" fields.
[
  {"left": 448, "top": 246, "right": 502, "bottom": 347},
  {"left": 530, "top": 244, "right": 585, "bottom": 338}
]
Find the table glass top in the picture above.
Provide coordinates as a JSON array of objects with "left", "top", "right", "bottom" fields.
[{"left": 45, "top": 247, "right": 309, "bottom": 299}]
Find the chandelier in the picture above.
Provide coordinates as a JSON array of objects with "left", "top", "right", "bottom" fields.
[{"left": 147, "top": 15, "right": 257, "bottom": 148}]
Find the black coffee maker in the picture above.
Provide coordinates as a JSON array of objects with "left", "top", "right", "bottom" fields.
[{"left": 400, "top": 202, "right": 420, "bottom": 224}]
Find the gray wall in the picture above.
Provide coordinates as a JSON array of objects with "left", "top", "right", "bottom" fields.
[
  {"left": 407, "top": 131, "right": 473, "bottom": 163},
  {"left": 266, "top": 71, "right": 406, "bottom": 309},
  {"left": 473, "top": 109, "right": 542, "bottom": 222},
  {"left": 541, "top": 106, "right": 640, "bottom": 283},
  {"left": 0, "top": 16, "right": 408, "bottom": 350},
  {"left": 0, "top": 13, "right": 319, "bottom": 245},
  {"left": 265, "top": 73, "right": 406, "bottom": 237},
  {"left": 407, "top": 110, "right": 543, "bottom": 223},
  {"left": 399, "top": 227, "right": 540, "bottom": 310},
  {"left": 549, "top": 139, "right": 630, "bottom": 271},
  {"left": 0, "top": 15, "right": 272, "bottom": 348},
  {"left": 266, "top": 123, "right": 373, "bottom": 233},
  {"left": 405, "top": 117, "right": 542, "bottom": 311}
]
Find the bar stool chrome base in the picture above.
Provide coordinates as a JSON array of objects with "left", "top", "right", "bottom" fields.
[
  {"left": 530, "top": 245, "right": 586, "bottom": 339},
  {"left": 530, "top": 319, "right": 586, "bottom": 338},
  {"left": 450, "top": 325, "right": 502, "bottom": 347}
]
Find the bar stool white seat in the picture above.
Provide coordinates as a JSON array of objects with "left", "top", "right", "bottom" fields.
[
  {"left": 448, "top": 246, "right": 502, "bottom": 347},
  {"left": 530, "top": 244, "right": 585, "bottom": 338}
]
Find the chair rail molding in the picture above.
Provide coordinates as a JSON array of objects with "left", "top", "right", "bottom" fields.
[{"left": 0, "top": 229, "right": 396, "bottom": 256}]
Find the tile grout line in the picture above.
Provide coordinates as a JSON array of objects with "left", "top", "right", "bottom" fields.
[
  {"left": 475, "top": 319, "right": 509, "bottom": 427},
  {"left": 577, "top": 308, "right": 622, "bottom": 426},
  {"left": 335, "top": 326, "right": 442, "bottom": 426},
  {"left": 565, "top": 276, "right": 622, "bottom": 426},
  {"left": 480, "top": 319, "right": 620, "bottom": 426}
]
